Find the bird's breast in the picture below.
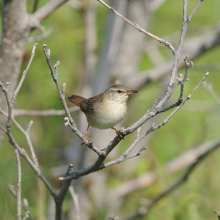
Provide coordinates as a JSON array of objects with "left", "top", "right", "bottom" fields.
[{"left": 86, "top": 100, "right": 127, "bottom": 130}]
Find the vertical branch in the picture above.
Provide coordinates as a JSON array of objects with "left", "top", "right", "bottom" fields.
[
  {"left": 55, "top": 164, "right": 75, "bottom": 220},
  {"left": 69, "top": 186, "right": 81, "bottom": 220},
  {"left": 179, "top": 56, "right": 193, "bottom": 101},
  {"left": 25, "top": 120, "right": 40, "bottom": 169},
  {"left": 84, "top": 0, "right": 97, "bottom": 83},
  {"left": 15, "top": 149, "right": 22, "bottom": 220}
]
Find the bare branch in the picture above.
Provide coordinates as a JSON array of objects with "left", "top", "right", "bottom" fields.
[
  {"left": 69, "top": 186, "right": 81, "bottom": 220},
  {"left": 12, "top": 43, "right": 38, "bottom": 105},
  {"left": 97, "top": 0, "right": 175, "bottom": 54},
  {"left": 9, "top": 183, "right": 34, "bottom": 220},
  {"left": 15, "top": 149, "right": 22, "bottom": 220},
  {"left": 22, "top": 211, "right": 30, "bottom": 220},
  {"left": 0, "top": 108, "right": 40, "bottom": 170},
  {"left": 121, "top": 127, "right": 141, "bottom": 158},
  {"left": 215, "top": 211, "right": 220, "bottom": 220},
  {"left": 32, "top": 0, "right": 68, "bottom": 23},
  {"left": 60, "top": 71, "right": 209, "bottom": 181},
  {"left": 128, "top": 25, "right": 220, "bottom": 89},
  {"left": 106, "top": 71, "right": 209, "bottom": 174},
  {"left": 42, "top": 45, "right": 104, "bottom": 157},
  {"left": 55, "top": 164, "right": 76, "bottom": 220},
  {"left": 0, "top": 125, "right": 7, "bottom": 133},
  {"left": 1, "top": 81, "right": 57, "bottom": 200},
  {"left": 187, "top": 0, "right": 204, "bottom": 23},
  {"left": 122, "top": 137, "right": 220, "bottom": 220},
  {"left": 203, "top": 82, "right": 220, "bottom": 106},
  {"left": 100, "top": 146, "right": 146, "bottom": 169},
  {"left": 27, "top": 28, "right": 53, "bottom": 43},
  {"left": 112, "top": 138, "right": 220, "bottom": 199},
  {"left": 104, "top": 0, "right": 205, "bottom": 139},
  {"left": 0, "top": 81, "right": 13, "bottom": 131},
  {"left": 179, "top": 56, "right": 193, "bottom": 101}
]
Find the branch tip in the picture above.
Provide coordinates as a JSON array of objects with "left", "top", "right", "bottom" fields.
[
  {"left": 58, "top": 177, "right": 64, "bottom": 181},
  {"left": 32, "top": 43, "right": 38, "bottom": 54},
  {"left": 64, "top": 117, "right": 69, "bottom": 126},
  {"left": 46, "top": 49, "right": 50, "bottom": 58}
]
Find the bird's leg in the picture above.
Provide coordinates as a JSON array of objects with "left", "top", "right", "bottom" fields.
[
  {"left": 82, "top": 124, "right": 93, "bottom": 145},
  {"left": 111, "top": 127, "right": 124, "bottom": 140}
]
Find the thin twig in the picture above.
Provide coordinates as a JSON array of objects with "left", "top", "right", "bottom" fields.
[
  {"left": 122, "top": 136, "right": 220, "bottom": 220},
  {"left": 9, "top": 183, "right": 35, "bottom": 219},
  {"left": 215, "top": 210, "right": 220, "bottom": 220},
  {"left": 100, "top": 147, "right": 146, "bottom": 169},
  {"left": 102, "top": 69, "right": 208, "bottom": 170},
  {"left": 15, "top": 149, "right": 22, "bottom": 220},
  {"left": 0, "top": 108, "right": 40, "bottom": 170},
  {"left": 0, "top": 56, "right": 57, "bottom": 201},
  {"left": 203, "top": 82, "right": 220, "bottom": 106},
  {"left": 155, "top": 0, "right": 204, "bottom": 111},
  {"left": 22, "top": 211, "right": 30, "bottom": 220},
  {"left": 12, "top": 43, "right": 38, "bottom": 105},
  {"left": 69, "top": 186, "right": 81, "bottom": 220},
  {"left": 97, "top": 0, "right": 175, "bottom": 54},
  {"left": 112, "top": 139, "right": 220, "bottom": 199},
  {"left": 187, "top": 0, "right": 204, "bottom": 23},
  {"left": 122, "top": 127, "right": 142, "bottom": 158},
  {"left": 0, "top": 125, "right": 7, "bottom": 133},
  {"left": 60, "top": 70, "right": 209, "bottom": 181},
  {"left": 42, "top": 44, "right": 104, "bottom": 157},
  {"left": 27, "top": 28, "right": 53, "bottom": 43},
  {"left": 115, "top": 72, "right": 210, "bottom": 168},
  {"left": 31, "top": 0, "right": 68, "bottom": 23},
  {"left": 179, "top": 56, "right": 193, "bottom": 102}
]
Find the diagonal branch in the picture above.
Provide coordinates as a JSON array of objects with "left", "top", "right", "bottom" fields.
[
  {"left": 122, "top": 136, "right": 220, "bottom": 220},
  {"left": 11, "top": 43, "right": 38, "bottom": 105},
  {"left": 59, "top": 71, "right": 209, "bottom": 181},
  {"left": 97, "top": 0, "right": 175, "bottom": 54},
  {"left": 32, "top": 0, "right": 68, "bottom": 23},
  {"left": 101, "top": 71, "right": 209, "bottom": 172},
  {"left": 42, "top": 44, "right": 104, "bottom": 157},
  {"left": 54, "top": 0, "right": 205, "bottom": 182}
]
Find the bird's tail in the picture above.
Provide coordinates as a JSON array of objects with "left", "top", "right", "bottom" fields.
[{"left": 68, "top": 95, "right": 86, "bottom": 107}]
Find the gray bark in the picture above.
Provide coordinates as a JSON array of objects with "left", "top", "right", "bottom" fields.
[
  {"left": 0, "top": 0, "right": 30, "bottom": 142},
  {"left": 0, "top": 0, "right": 68, "bottom": 143}
]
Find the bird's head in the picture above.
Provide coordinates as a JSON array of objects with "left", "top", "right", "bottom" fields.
[{"left": 104, "top": 85, "right": 138, "bottom": 103}]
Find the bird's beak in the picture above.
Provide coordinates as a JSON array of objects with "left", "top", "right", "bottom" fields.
[{"left": 127, "top": 90, "right": 138, "bottom": 95}]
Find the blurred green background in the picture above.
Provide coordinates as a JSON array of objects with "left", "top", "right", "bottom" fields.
[{"left": 1, "top": 0, "right": 220, "bottom": 219}]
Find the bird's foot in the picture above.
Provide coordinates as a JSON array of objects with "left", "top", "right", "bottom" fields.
[
  {"left": 112, "top": 127, "right": 124, "bottom": 140},
  {"left": 81, "top": 134, "right": 93, "bottom": 145}
]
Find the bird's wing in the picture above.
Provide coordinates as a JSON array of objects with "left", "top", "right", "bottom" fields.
[{"left": 80, "top": 93, "right": 103, "bottom": 113}]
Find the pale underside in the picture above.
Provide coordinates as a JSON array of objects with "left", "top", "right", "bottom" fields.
[{"left": 86, "top": 99, "right": 127, "bottom": 130}]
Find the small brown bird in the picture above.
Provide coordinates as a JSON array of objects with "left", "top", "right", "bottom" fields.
[{"left": 68, "top": 85, "right": 138, "bottom": 142}]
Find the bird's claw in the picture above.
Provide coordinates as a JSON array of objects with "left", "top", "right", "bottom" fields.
[
  {"left": 81, "top": 135, "right": 93, "bottom": 145},
  {"left": 114, "top": 129, "right": 124, "bottom": 140}
]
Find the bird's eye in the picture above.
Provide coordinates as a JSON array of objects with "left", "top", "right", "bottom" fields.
[{"left": 117, "top": 90, "right": 122, "bottom": 93}]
